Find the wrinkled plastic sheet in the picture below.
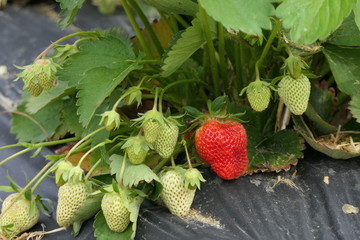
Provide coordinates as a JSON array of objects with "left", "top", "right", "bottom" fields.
[{"left": 0, "top": 3, "right": 360, "bottom": 240}]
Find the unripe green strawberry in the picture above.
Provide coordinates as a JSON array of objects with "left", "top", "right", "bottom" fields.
[
  {"left": 160, "top": 168, "right": 195, "bottom": 217},
  {"left": 56, "top": 182, "right": 88, "bottom": 227},
  {"left": 246, "top": 81, "right": 271, "bottom": 112},
  {"left": 99, "top": 110, "right": 121, "bottom": 131},
  {"left": 124, "top": 136, "right": 151, "bottom": 165},
  {"left": 278, "top": 74, "right": 311, "bottom": 115},
  {"left": 27, "top": 80, "right": 43, "bottom": 97},
  {"left": 143, "top": 119, "right": 161, "bottom": 144},
  {"left": 155, "top": 120, "right": 179, "bottom": 159},
  {"left": 0, "top": 193, "right": 40, "bottom": 238},
  {"left": 33, "top": 59, "right": 57, "bottom": 90},
  {"left": 101, "top": 191, "right": 130, "bottom": 232},
  {"left": 126, "top": 145, "right": 147, "bottom": 164}
]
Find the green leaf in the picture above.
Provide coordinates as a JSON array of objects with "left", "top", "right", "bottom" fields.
[
  {"left": 246, "top": 127, "right": 304, "bottom": 173},
  {"left": 276, "top": 0, "right": 356, "bottom": 44},
  {"left": 94, "top": 211, "right": 134, "bottom": 240},
  {"left": 199, "top": 0, "right": 275, "bottom": 35},
  {"left": 109, "top": 154, "right": 125, "bottom": 181},
  {"left": 123, "top": 163, "right": 161, "bottom": 188},
  {"left": 354, "top": 0, "right": 360, "bottom": 30},
  {"left": 25, "top": 81, "right": 75, "bottom": 114},
  {"left": 58, "top": 37, "right": 141, "bottom": 127},
  {"left": 0, "top": 186, "right": 15, "bottom": 193},
  {"left": 71, "top": 193, "right": 104, "bottom": 236},
  {"left": 58, "top": 37, "right": 134, "bottom": 86},
  {"left": 322, "top": 45, "right": 360, "bottom": 96},
  {"left": 62, "top": 97, "right": 84, "bottom": 137},
  {"left": 143, "top": 0, "right": 198, "bottom": 15},
  {"left": 350, "top": 94, "right": 360, "bottom": 123},
  {"left": 162, "top": 18, "right": 215, "bottom": 77},
  {"left": 327, "top": 13, "right": 360, "bottom": 46},
  {"left": 127, "top": 196, "right": 143, "bottom": 239},
  {"left": 76, "top": 64, "right": 139, "bottom": 127},
  {"left": 56, "top": 0, "right": 85, "bottom": 29},
  {"left": 11, "top": 101, "right": 62, "bottom": 143}
]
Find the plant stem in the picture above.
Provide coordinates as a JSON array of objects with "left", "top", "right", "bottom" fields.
[
  {"left": 170, "top": 156, "right": 176, "bottom": 167},
  {"left": 31, "top": 164, "right": 56, "bottom": 192},
  {"left": 153, "top": 158, "right": 170, "bottom": 173},
  {"left": 65, "top": 127, "right": 105, "bottom": 160},
  {"left": 255, "top": 20, "right": 282, "bottom": 74},
  {"left": 128, "top": 0, "right": 163, "bottom": 56},
  {"left": 199, "top": 4, "right": 220, "bottom": 96},
  {"left": 85, "top": 159, "right": 102, "bottom": 180},
  {"left": 172, "top": 14, "right": 190, "bottom": 28},
  {"left": 76, "top": 140, "right": 108, "bottom": 167},
  {"left": 34, "top": 31, "right": 100, "bottom": 62},
  {"left": 234, "top": 43, "right": 241, "bottom": 92},
  {"left": 118, "top": 153, "right": 128, "bottom": 187},
  {"left": 0, "top": 148, "right": 33, "bottom": 167},
  {"left": 182, "top": 141, "right": 192, "bottom": 169},
  {"left": 121, "top": 0, "right": 153, "bottom": 58},
  {"left": 159, "top": 12, "right": 175, "bottom": 35},
  {"left": 218, "top": 22, "right": 228, "bottom": 94},
  {"left": 158, "top": 79, "right": 214, "bottom": 108}
]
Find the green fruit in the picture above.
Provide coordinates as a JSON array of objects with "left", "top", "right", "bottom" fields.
[
  {"left": 246, "top": 81, "right": 271, "bottom": 112},
  {"left": 34, "top": 59, "right": 56, "bottom": 90},
  {"left": 278, "top": 74, "right": 311, "bottom": 115},
  {"left": 27, "top": 80, "right": 43, "bottom": 97},
  {"left": 143, "top": 119, "right": 161, "bottom": 144},
  {"left": 56, "top": 182, "right": 88, "bottom": 227},
  {"left": 122, "top": 135, "right": 152, "bottom": 165},
  {"left": 160, "top": 169, "right": 195, "bottom": 217},
  {"left": 154, "top": 120, "right": 179, "bottom": 159},
  {"left": 0, "top": 193, "right": 40, "bottom": 238},
  {"left": 101, "top": 192, "right": 130, "bottom": 233},
  {"left": 126, "top": 144, "right": 148, "bottom": 165}
]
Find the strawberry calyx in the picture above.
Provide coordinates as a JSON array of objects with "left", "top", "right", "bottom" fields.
[
  {"left": 184, "top": 96, "right": 245, "bottom": 136},
  {"left": 122, "top": 135, "right": 152, "bottom": 164},
  {"left": 184, "top": 168, "right": 205, "bottom": 190},
  {"left": 68, "top": 166, "right": 85, "bottom": 184},
  {"left": 55, "top": 160, "right": 73, "bottom": 186},
  {"left": 99, "top": 110, "right": 121, "bottom": 131}
]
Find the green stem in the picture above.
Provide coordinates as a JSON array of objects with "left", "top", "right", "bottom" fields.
[
  {"left": 138, "top": 59, "right": 163, "bottom": 64},
  {"left": 159, "top": 79, "right": 214, "bottom": 107},
  {"left": 199, "top": 4, "right": 220, "bottom": 96},
  {"left": 118, "top": 153, "right": 127, "bottom": 187},
  {"left": 34, "top": 31, "right": 100, "bottom": 62},
  {"left": 172, "top": 14, "right": 190, "bottom": 28},
  {"left": 170, "top": 156, "right": 176, "bottom": 167},
  {"left": 120, "top": 0, "right": 153, "bottom": 58},
  {"left": 234, "top": 43, "right": 241, "bottom": 91},
  {"left": 182, "top": 141, "right": 192, "bottom": 169},
  {"left": 31, "top": 164, "right": 56, "bottom": 192},
  {"left": 218, "top": 22, "right": 228, "bottom": 94},
  {"left": 0, "top": 148, "right": 33, "bottom": 167},
  {"left": 128, "top": 0, "right": 163, "bottom": 56},
  {"left": 112, "top": 87, "right": 141, "bottom": 111},
  {"left": 77, "top": 141, "right": 108, "bottom": 167},
  {"left": 153, "top": 158, "right": 170, "bottom": 173},
  {"left": 159, "top": 12, "right": 175, "bottom": 35},
  {"left": 255, "top": 20, "right": 282, "bottom": 74},
  {"left": 65, "top": 127, "right": 105, "bottom": 160},
  {"left": 85, "top": 159, "right": 102, "bottom": 180}
]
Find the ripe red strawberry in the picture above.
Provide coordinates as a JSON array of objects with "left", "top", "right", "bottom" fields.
[{"left": 195, "top": 119, "right": 248, "bottom": 180}]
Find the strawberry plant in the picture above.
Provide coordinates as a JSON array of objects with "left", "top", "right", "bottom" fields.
[{"left": 1, "top": 0, "right": 360, "bottom": 239}]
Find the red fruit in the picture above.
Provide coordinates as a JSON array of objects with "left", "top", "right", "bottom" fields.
[{"left": 195, "top": 119, "right": 248, "bottom": 180}]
